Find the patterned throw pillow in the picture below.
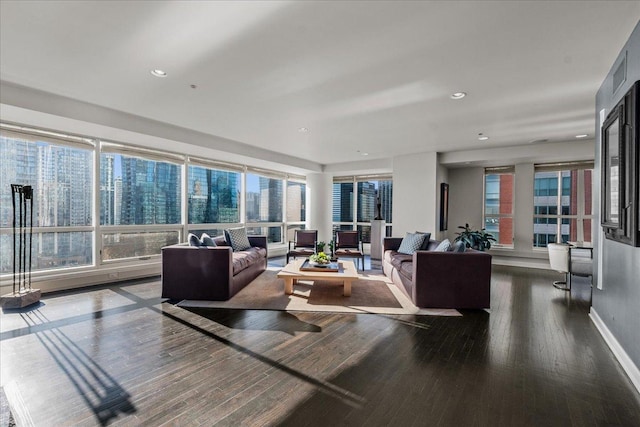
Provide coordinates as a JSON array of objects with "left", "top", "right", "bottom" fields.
[
  {"left": 398, "top": 232, "right": 427, "bottom": 255},
  {"left": 200, "top": 233, "right": 216, "bottom": 247},
  {"left": 434, "top": 239, "right": 451, "bottom": 252},
  {"left": 225, "top": 227, "right": 252, "bottom": 251}
]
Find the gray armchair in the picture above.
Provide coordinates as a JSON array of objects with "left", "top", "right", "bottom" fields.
[{"left": 548, "top": 243, "right": 593, "bottom": 291}]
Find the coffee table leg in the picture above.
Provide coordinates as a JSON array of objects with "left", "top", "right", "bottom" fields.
[
  {"left": 343, "top": 280, "right": 352, "bottom": 297},
  {"left": 284, "top": 278, "right": 293, "bottom": 295}
]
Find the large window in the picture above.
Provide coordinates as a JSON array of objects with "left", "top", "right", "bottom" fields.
[
  {"left": 1, "top": 123, "right": 307, "bottom": 282},
  {"left": 187, "top": 165, "right": 240, "bottom": 224},
  {"left": 246, "top": 172, "right": 283, "bottom": 243},
  {"left": 484, "top": 167, "right": 514, "bottom": 247},
  {"left": 533, "top": 164, "right": 593, "bottom": 248},
  {"left": 1, "top": 131, "right": 94, "bottom": 273},
  {"left": 100, "top": 148, "right": 182, "bottom": 261},
  {"left": 286, "top": 179, "right": 306, "bottom": 241},
  {"left": 100, "top": 153, "right": 181, "bottom": 226},
  {"left": 332, "top": 176, "right": 393, "bottom": 242}
]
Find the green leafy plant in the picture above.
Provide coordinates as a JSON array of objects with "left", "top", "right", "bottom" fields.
[
  {"left": 309, "top": 251, "right": 331, "bottom": 264},
  {"left": 316, "top": 241, "right": 326, "bottom": 254},
  {"left": 454, "top": 223, "right": 496, "bottom": 251}
]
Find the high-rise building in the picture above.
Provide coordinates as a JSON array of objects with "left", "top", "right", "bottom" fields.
[
  {"left": 100, "top": 154, "right": 115, "bottom": 225},
  {"left": 259, "top": 177, "right": 282, "bottom": 242},
  {"left": 119, "top": 157, "right": 180, "bottom": 225},
  {"left": 378, "top": 181, "right": 393, "bottom": 223},
  {"left": 357, "top": 181, "right": 376, "bottom": 222}
]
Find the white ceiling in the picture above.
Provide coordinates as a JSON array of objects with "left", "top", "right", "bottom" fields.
[{"left": 1, "top": 1, "right": 639, "bottom": 168}]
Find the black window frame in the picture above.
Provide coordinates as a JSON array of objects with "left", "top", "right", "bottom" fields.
[{"left": 601, "top": 80, "right": 639, "bottom": 247}]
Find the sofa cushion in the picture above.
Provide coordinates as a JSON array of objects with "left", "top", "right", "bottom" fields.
[
  {"left": 200, "top": 233, "right": 216, "bottom": 247},
  {"left": 188, "top": 233, "right": 202, "bottom": 246},
  {"left": 232, "top": 247, "right": 267, "bottom": 275},
  {"left": 425, "top": 240, "right": 440, "bottom": 251},
  {"left": 398, "top": 232, "right": 427, "bottom": 255},
  {"left": 398, "top": 261, "right": 414, "bottom": 281},
  {"left": 450, "top": 240, "right": 466, "bottom": 252},
  {"left": 416, "top": 231, "right": 432, "bottom": 250},
  {"left": 390, "top": 252, "right": 413, "bottom": 270},
  {"left": 225, "top": 227, "right": 252, "bottom": 251},
  {"left": 434, "top": 239, "right": 451, "bottom": 252},
  {"left": 213, "top": 235, "right": 227, "bottom": 246}
]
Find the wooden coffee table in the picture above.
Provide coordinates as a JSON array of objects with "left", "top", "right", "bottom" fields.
[{"left": 277, "top": 259, "right": 359, "bottom": 296}]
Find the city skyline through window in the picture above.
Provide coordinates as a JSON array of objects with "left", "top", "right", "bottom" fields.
[
  {"left": 533, "top": 168, "right": 592, "bottom": 247},
  {"left": 333, "top": 178, "right": 393, "bottom": 243},
  {"left": 1, "top": 126, "right": 308, "bottom": 275},
  {"left": 1, "top": 134, "right": 94, "bottom": 273}
]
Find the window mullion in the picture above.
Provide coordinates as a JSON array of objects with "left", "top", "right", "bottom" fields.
[
  {"left": 556, "top": 172, "right": 563, "bottom": 241},
  {"left": 576, "top": 170, "right": 585, "bottom": 242},
  {"left": 181, "top": 159, "right": 188, "bottom": 242}
]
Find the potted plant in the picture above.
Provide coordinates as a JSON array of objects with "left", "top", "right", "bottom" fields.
[
  {"left": 454, "top": 223, "right": 496, "bottom": 251},
  {"left": 316, "top": 241, "right": 326, "bottom": 254}
]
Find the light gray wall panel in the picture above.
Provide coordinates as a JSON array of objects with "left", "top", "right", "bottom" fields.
[
  {"left": 594, "top": 21, "right": 640, "bottom": 368},
  {"left": 446, "top": 167, "right": 484, "bottom": 242}
]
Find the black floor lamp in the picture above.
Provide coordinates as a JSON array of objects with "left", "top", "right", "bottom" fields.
[{"left": 0, "top": 184, "right": 41, "bottom": 308}]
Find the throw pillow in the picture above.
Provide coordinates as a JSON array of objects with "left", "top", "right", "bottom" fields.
[
  {"left": 188, "top": 233, "right": 202, "bottom": 247},
  {"left": 398, "top": 232, "right": 427, "bottom": 255},
  {"left": 450, "top": 240, "right": 466, "bottom": 253},
  {"left": 434, "top": 239, "right": 451, "bottom": 252},
  {"left": 416, "top": 231, "right": 432, "bottom": 250},
  {"left": 225, "top": 227, "right": 252, "bottom": 251},
  {"left": 200, "top": 233, "right": 216, "bottom": 247}
]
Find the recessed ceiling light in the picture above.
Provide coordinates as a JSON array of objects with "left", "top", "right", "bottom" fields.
[
  {"left": 361, "top": 152, "right": 369, "bottom": 156},
  {"left": 150, "top": 69, "right": 167, "bottom": 77},
  {"left": 298, "top": 127, "right": 309, "bottom": 133},
  {"left": 575, "top": 134, "right": 588, "bottom": 139},
  {"left": 450, "top": 92, "right": 467, "bottom": 100},
  {"left": 478, "top": 133, "right": 489, "bottom": 141}
]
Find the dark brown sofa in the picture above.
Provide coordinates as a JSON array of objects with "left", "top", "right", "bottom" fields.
[
  {"left": 161, "top": 235, "right": 267, "bottom": 301},
  {"left": 383, "top": 237, "right": 491, "bottom": 309}
]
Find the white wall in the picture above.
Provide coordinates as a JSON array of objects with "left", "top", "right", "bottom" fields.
[
  {"left": 392, "top": 152, "right": 438, "bottom": 237},
  {"left": 445, "top": 146, "right": 594, "bottom": 268}
]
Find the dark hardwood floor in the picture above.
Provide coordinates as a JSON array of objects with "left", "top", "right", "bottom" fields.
[{"left": 1, "top": 260, "right": 639, "bottom": 426}]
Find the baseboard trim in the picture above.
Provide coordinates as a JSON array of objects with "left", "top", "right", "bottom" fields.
[{"left": 590, "top": 307, "right": 640, "bottom": 395}]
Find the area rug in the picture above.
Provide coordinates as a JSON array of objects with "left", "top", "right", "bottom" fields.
[{"left": 177, "top": 269, "right": 461, "bottom": 316}]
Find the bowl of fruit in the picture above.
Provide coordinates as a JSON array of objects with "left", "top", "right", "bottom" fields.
[{"left": 309, "top": 252, "right": 331, "bottom": 266}]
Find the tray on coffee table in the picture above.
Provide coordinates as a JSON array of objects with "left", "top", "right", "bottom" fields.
[{"left": 299, "top": 259, "right": 341, "bottom": 272}]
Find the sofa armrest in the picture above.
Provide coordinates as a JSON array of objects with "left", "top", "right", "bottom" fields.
[
  {"left": 161, "top": 244, "right": 234, "bottom": 300},
  {"left": 412, "top": 250, "right": 492, "bottom": 309},
  {"left": 248, "top": 235, "right": 268, "bottom": 257},
  {"left": 384, "top": 237, "right": 403, "bottom": 252}
]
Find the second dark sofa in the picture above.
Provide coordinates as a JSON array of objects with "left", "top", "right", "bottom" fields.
[{"left": 383, "top": 237, "right": 491, "bottom": 309}]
